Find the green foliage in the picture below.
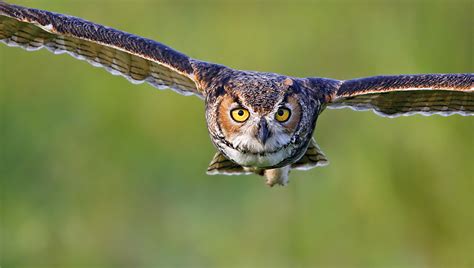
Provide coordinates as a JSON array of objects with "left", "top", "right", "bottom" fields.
[{"left": 2, "top": 0, "right": 473, "bottom": 267}]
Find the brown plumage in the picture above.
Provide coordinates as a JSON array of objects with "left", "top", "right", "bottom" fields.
[{"left": 1, "top": 1, "right": 472, "bottom": 186}]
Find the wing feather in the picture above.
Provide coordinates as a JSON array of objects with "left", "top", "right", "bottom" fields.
[
  {"left": 327, "top": 74, "right": 473, "bottom": 117},
  {"left": 0, "top": 2, "right": 203, "bottom": 97}
]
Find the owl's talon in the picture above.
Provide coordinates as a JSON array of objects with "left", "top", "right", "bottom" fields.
[
  {"left": 263, "top": 166, "right": 290, "bottom": 187},
  {"left": 265, "top": 179, "right": 277, "bottom": 187}
]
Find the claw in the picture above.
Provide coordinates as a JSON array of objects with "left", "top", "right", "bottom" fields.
[{"left": 264, "top": 166, "right": 290, "bottom": 187}]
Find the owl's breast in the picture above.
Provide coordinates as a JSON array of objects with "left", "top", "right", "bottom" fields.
[
  {"left": 213, "top": 137, "right": 304, "bottom": 169},
  {"left": 224, "top": 147, "right": 286, "bottom": 168}
]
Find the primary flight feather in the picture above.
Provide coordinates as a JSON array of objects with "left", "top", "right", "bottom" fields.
[{"left": 1, "top": 1, "right": 472, "bottom": 186}]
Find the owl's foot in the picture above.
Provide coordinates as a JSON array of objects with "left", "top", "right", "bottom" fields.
[{"left": 263, "top": 165, "right": 291, "bottom": 187}]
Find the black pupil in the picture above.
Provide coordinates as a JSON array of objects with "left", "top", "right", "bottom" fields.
[
  {"left": 278, "top": 109, "right": 285, "bottom": 116},
  {"left": 238, "top": 110, "right": 244, "bottom": 116}
]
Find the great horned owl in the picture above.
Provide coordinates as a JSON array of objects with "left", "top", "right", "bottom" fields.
[{"left": 1, "top": 2, "right": 472, "bottom": 186}]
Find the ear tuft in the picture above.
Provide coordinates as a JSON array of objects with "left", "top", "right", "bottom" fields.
[{"left": 283, "top": 77, "right": 294, "bottom": 87}]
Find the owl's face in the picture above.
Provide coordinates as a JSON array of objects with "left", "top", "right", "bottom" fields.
[{"left": 206, "top": 71, "right": 320, "bottom": 168}]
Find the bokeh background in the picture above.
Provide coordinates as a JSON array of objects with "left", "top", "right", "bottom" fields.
[{"left": 1, "top": 0, "right": 473, "bottom": 267}]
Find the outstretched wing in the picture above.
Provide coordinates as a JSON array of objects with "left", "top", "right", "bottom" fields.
[
  {"left": 326, "top": 74, "right": 473, "bottom": 117},
  {"left": 0, "top": 2, "right": 203, "bottom": 97}
]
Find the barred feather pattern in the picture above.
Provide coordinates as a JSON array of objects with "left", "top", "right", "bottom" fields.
[
  {"left": 207, "top": 152, "right": 251, "bottom": 175},
  {"left": 0, "top": 2, "right": 200, "bottom": 97},
  {"left": 328, "top": 74, "right": 474, "bottom": 117},
  {"left": 330, "top": 90, "right": 473, "bottom": 117},
  {"left": 291, "top": 138, "right": 328, "bottom": 170}
]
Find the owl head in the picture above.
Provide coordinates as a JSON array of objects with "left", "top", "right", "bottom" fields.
[{"left": 205, "top": 69, "right": 321, "bottom": 169}]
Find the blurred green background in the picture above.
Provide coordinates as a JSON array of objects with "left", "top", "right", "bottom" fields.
[{"left": 1, "top": 0, "right": 473, "bottom": 267}]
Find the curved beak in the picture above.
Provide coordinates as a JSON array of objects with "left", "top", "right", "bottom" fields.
[{"left": 257, "top": 118, "right": 270, "bottom": 145}]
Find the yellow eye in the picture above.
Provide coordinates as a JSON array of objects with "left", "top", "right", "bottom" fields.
[
  {"left": 230, "top": 108, "right": 250, "bottom": 122},
  {"left": 275, "top": 107, "right": 291, "bottom": 122}
]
